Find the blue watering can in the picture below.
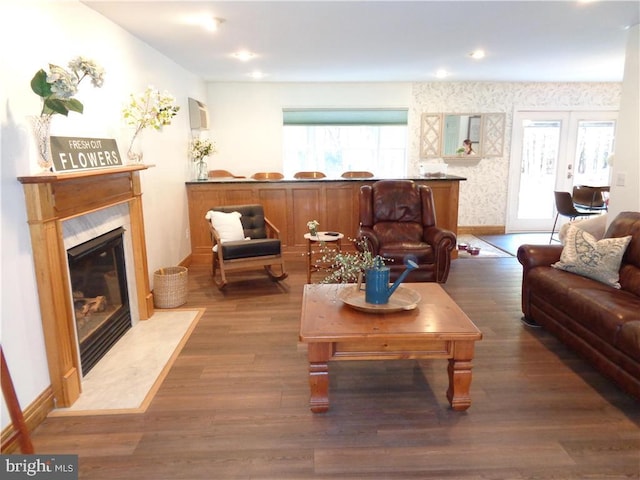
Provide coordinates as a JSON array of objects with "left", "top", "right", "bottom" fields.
[{"left": 364, "top": 256, "right": 419, "bottom": 305}]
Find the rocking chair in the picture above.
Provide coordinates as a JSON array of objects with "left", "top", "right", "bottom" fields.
[{"left": 206, "top": 204, "right": 288, "bottom": 289}]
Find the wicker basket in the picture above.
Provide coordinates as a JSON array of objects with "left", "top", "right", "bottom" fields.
[{"left": 153, "top": 266, "right": 188, "bottom": 308}]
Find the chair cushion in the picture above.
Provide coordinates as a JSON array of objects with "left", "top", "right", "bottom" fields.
[
  {"left": 553, "top": 225, "right": 631, "bottom": 288},
  {"left": 373, "top": 222, "right": 423, "bottom": 245},
  {"left": 206, "top": 210, "right": 246, "bottom": 243},
  {"left": 379, "top": 243, "right": 434, "bottom": 264},
  {"left": 221, "top": 239, "right": 281, "bottom": 260},
  {"left": 211, "top": 204, "right": 267, "bottom": 239}
]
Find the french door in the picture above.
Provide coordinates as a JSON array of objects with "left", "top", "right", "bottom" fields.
[{"left": 506, "top": 110, "right": 616, "bottom": 232}]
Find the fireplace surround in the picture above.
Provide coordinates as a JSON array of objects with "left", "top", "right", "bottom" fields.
[{"left": 18, "top": 166, "right": 154, "bottom": 407}]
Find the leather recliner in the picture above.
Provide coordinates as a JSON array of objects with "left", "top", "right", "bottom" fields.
[{"left": 357, "top": 180, "right": 456, "bottom": 283}]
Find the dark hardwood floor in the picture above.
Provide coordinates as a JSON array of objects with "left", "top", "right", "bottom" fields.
[{"left": 30, "top": 255, "right": 640, "bottom": 479}]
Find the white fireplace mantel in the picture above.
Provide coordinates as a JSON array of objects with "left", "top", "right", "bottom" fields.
[{"left": 18, "top": 165, "right": 154, "bottom": 407}]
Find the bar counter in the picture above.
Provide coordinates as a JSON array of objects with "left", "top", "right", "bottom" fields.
[{"left": 186, "top": 175, "right": 465, "bottom": 265}]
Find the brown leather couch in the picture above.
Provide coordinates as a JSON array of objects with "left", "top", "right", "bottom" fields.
[
  {"left": 357, "top": 180, "right": 456, "bottom": 283},
  {"left": 517, "top": 211, "right": 640, "bottom": 400}
]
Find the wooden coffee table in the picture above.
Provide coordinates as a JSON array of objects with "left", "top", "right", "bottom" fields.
[{"left": 299, "top": 283, "right": 483, "bottom": 413}]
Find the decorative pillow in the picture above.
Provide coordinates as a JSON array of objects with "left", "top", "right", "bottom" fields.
[
  {"left": 205, "top": 210, "right": 245, "bottom": 243},
  {"left": 559, "top": 214, "right": 607, "bottom": 244},
  {"left": 553, "top": 224, "right": 631, "bottom": 288}
]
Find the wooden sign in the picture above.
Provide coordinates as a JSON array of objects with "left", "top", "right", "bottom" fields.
[{"left": 50, "top": 136, "right": 123, "bottom": 173}]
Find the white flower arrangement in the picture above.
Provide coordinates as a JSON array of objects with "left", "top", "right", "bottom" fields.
[
  {"left": 307, "top": 220, "right": 320, "bottom": 232},
  {"left": 122, "top": 85, "right": 179, "bottom": 134},
  {"left": 191, "top": 138, "right": 216, "bottom": 162},
  {"left": 30, "top": 56, "right": 105, "bottom": 117},
  {"left": 122, "top": 86, "right": 179, "bottom": 162}
]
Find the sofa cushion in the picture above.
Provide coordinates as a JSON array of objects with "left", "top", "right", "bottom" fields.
[
  {"left": 553, "top": 225, "right": 631, "bottom": 288},
  {"left": 563, "top": 287, "right": 640, "bottom": 345}
]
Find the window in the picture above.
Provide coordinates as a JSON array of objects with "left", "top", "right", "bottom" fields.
[{"left": 282, "top": 109, "right": 408, "bottom": 178}]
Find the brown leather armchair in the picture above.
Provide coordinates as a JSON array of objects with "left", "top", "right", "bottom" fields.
[{"left": 357, "top": 180, "right": 456, "bottom": 283}]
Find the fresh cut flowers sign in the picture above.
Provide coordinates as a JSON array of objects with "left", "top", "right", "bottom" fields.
[{"left": 50, "top": 136, "right": 123, "bottom": 172}]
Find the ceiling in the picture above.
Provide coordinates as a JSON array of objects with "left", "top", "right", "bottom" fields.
[{"left": 82, "top": 0, "right": 639, "bottom": 83}]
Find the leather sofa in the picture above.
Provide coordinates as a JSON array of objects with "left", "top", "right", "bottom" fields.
[{"left": 517, "top": 211, "right": 640, "bottom": 400}]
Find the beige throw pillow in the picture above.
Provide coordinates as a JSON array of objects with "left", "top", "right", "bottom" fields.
[{"left": 553, "top": 225, "right": 631, "bottom": 288}]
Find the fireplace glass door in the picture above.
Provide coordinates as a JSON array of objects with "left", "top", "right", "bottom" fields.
[{"left": 67, "top": 227, "right": 131, "bottom": 375}]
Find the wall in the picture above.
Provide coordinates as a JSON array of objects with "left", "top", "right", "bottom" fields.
[
  {"left": 207, "top": 81, "right": 621, "bottom": 228},
  {"left": 410, "top": 82, "right": 622, "bottom": 227},
  {"left": 608, "top": 24, "right": 640, "bottom": 220},
  {"left": 0, "top": 2, "right": 205, "bottom": 429}
]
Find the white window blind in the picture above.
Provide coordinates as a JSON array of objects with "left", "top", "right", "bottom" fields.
[{"left": 282, "top": 109, "right": 408, "bottom": 178}]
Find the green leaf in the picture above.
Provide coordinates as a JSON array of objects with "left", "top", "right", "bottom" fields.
[
  {"left": 30, "top": 69, "right": 52, "bottom": 97},
  {"left": 66, "top": 98, "right": 83, "bottom": 114},
  {"left": 44, "top": 98, "right": 70, "bottom": 116}
]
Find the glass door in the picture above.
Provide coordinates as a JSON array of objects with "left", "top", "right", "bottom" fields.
[{"left": 506, "top": 110, "right": 616, "bottom": 232}]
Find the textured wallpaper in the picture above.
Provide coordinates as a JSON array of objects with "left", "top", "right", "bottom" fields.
[{"left": 409, "top": 82, "right": 621, "bottom": 228}]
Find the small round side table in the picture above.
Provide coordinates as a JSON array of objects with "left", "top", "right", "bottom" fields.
[{"left": 304, "top": 231, "right": 344, "bottom": 283}]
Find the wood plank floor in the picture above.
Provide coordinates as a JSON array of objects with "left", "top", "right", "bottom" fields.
[{"left": 30, "top": 255, "right": 640, "bottom": 479}]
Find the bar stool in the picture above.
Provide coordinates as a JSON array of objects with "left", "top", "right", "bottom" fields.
[
  {"left": 304, "top": 231, "right": 344, "bottom": 283},
  {"left": 208, "top": 169, "right": 245, "bottom": 178},
  {"left": 294, "top": 171, "right": 326, "bottom": 179},
  {"left": 251, "top": 172, "right": 284, "bottom": 180},
  {"left": 341, "top": 171, "right": 374, "bottom": 178}
]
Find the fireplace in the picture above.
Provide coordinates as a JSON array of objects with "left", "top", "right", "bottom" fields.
[
  {"left": 18, "top": 166, "right": 154, "bottom": 407},
  {"left": 68, "top": 227, "right": 131, "bottom": 375}
]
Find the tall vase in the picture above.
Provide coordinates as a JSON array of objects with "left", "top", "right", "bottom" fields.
[
  {"left": 196, "top": 159, "right": 208, "bottom": 180},
  {"left": 127, "top": 130, "right": 144, "bottom": 164},
  {"left": 28, "top": 115, "right": 53, "bottom": 172}
]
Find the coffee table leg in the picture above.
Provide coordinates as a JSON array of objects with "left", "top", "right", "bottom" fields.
[
  {"left": 446, "top": 341, "right": 475, "bottom": 411},
  {"left": 307, "top": 342, "right": 332, "bottom": 413}
]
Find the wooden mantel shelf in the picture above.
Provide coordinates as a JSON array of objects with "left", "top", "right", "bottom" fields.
[
  {"left": 18, "top": 164, "right": 153, "bottom": 408},
  {"left": 18, "top": 164, "right": 149, "bottom": 184}
]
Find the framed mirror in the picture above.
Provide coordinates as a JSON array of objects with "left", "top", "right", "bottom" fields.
[
  {"left": 441, "top": 114, "right": 482, "bottom": 157},
  {"left": 419, "top": 112, "right": 506, "bottom": 160}
]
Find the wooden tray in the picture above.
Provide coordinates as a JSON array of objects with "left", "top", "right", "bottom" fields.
[{"left": 338, "top": 285, "right": 421, "bottom": 313}]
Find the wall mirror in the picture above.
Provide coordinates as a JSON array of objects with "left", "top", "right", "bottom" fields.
[
  {"left": 419, "top": 112, "right": 506, "bottom": 159},
  {"left": 441, "top": 114, "right": 482, "bottom": 157}
]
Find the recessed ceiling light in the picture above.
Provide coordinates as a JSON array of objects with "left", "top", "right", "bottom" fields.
[
  {"left": 249, "top": 70, "right": 267, "bottom": 80},
  {"left": 184, "top": 15, "right": 225, "bottom": 32},
  {"left": 435, "top": 69, "right": 450, "bottom": 79},
  {"left": 232, "top": 51, "right": 256, "bottom": 62},
  {"left": 203, "top": 17, "right": 225, "bottom": 32},
  {"left": 469, "top": 50, "right": 486, "bottom": 60}
]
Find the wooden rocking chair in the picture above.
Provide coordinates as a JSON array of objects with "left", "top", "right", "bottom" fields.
[{"left": 207, "top": 204, "right": 288, "bottom": 289}]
